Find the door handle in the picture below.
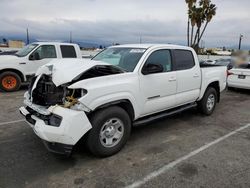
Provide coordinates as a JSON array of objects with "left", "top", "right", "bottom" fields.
[
  {"left": 168, "top": 77, "right": 176, "bottom": 82},
  {"left": 193, "top": 74, "right": 199, "bottom": 78}
]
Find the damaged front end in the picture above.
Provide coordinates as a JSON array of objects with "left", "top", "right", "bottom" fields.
[
  {"left": 20, "top": 62, "right": 124, "bottom": 155},
  {"left": 29, "top": 74, "right": 89, "bottom": 112}
]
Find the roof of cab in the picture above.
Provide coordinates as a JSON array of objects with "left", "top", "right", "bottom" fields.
[
  {"left": 109, "top": 44, "right": 193, "bottom": 50},
  {"left": 32, "top": 42, "right": 78, "bottom": 46}
]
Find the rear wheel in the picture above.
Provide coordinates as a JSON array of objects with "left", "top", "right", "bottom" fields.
[
  {"left": 0, "top": 71, "right": 21, "bottom": 92},
  {"left": 86, "top": 106, "right": 131, "bottom": 157},
  {"left": 198, "top": 87, "right": 217, "bottom": 115}
]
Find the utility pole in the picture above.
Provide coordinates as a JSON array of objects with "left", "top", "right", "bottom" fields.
[
  {"left": 70, "top": 31, "right": 72, "bottom": 43},
  {"left": 26, "top": 28, "right": 30, "bottom": 44},
  {"left": 238, "top": 34, "right": 243, "bottom": 50},
  {"left": 139, "top": 36, "right": 142, "bottom": 44}
]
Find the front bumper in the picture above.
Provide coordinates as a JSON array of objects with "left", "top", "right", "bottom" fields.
[
  {"left": 20, "top": 101, "right": 92, "bottom": 154},
  {"left": 43, "top": 140, "right": 73, "bottom": 156}
]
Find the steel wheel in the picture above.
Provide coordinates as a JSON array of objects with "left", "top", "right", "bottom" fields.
[
  {"left": 206, "top": 94, "right": 215, "bottom": 111},
  {"left": 99, "top": 118, "right": 124, "bottom": 148},
  {"left": 2, "top": 75, "right": 17, "bottom": 90}
]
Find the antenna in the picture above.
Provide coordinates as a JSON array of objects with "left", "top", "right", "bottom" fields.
[
  {"left": 26, "top": 28, "right": 30, "bottom": 44},
  {"left": 70, "top": 31, "right": 72, "bottom": 43}
]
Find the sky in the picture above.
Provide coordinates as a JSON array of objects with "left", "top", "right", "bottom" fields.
[{"left": 0, "top": 0, "right": 249, "bottom": 48}]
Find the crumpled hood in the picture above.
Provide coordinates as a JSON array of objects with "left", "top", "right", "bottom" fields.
[{"left": 36, "top": 59, "right": 109, "bottom": 86}]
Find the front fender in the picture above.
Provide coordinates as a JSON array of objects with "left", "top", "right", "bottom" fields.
[{"left": 79, "top": 92, "right": 140, "bottom": 119}]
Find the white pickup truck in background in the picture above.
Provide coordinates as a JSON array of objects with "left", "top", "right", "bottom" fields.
[
  {"left": 20, "top": 44, "right": 227, "bottom": 157},
  {"left": 0, "top": 42, "right": 82, "bottom": 91}
]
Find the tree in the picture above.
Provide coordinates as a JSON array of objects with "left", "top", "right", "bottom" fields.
[
  {"left": 185, "top": 0, "right": 217, "bottom": 52},
  {"left": 185, "top": 0, "right": 197, "bottom": 46}
]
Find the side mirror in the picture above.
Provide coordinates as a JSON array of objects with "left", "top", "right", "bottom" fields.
[
  {"left": 29, "top": 52, "right": 40, "bottom": 60},
  {"left": 142, "top": 63, "right": 164, "bottom": 75}
]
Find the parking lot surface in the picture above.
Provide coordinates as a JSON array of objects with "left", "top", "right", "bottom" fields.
[{"left": 0, "top": 88, "right": 250, "bottom": 188}]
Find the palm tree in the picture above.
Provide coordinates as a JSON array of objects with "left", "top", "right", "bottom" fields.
[
  {"left": 185, "top": 0, "right": 217, "bottom": 52},
  {"left": 192, "top": 7, "right": 204, "bottom": 47},
  {"left": 189, "top": 6, "right": 197, "bottom": 46},
  {"left": 185, "top": 0, "right": 197, "bottom": 46},
  {"left": 198, "top": 2, "right": 217, "bottom": 44}
]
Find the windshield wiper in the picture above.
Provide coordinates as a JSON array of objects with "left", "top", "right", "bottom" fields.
[{"left": 114, "top": 65, "right": 128, "bottom": 72}]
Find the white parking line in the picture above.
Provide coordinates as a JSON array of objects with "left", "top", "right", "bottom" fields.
[
  {"left": 126, "top": 123, "right": 250, "bottom": 188},
  {"left": 0, "top": 119, "right": 25, "bottom": 126}
]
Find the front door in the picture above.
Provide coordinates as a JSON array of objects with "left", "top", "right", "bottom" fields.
[
  {"left": 139, "top": 49, "right": 177, "bottom": 116},
  {"left": 28, "top": 45, "right": 57, "bottom": 74}
]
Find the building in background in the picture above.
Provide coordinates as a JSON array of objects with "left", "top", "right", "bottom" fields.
[
  {"left": 0, "top": 39, "right": 25, "bottom": 52},
  {"left": 8, "top": 40, "right": 25, "bottom": 48}
]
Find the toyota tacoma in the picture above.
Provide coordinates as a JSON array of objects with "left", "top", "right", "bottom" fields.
[{"left": 20, "top": 44, "right": 227, "bottom": 157}]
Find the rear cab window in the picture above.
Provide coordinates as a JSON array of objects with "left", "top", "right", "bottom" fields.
[
  {"left": 173, "top": 50, "right": 195, "bottom": 70},
  {"left": 60, "top": 45, "right": 77, "bottom": 58}
]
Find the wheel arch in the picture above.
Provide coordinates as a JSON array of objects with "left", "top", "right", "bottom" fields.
[
  {"left": 0, "top": 68, "right": 25, "bottom": 82},
  {"left": 92, "top": 99, "right": 135, "bottom": 121},
  {"left": 206, "top": 81, "right": 220, "bottom": 102}
]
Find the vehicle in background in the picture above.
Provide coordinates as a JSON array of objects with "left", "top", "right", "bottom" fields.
[
  {"left": 214, "top": 58, "right": 233, "bottom": 70},
  {"left": 20, "top": 44, "right": 227, "bottom": 157},
  {"left": 0, "top": 50, "right": 18, "bottom": 55},
  {"left": 228, "top": 63, "right": 250, "bottom": 90},
  {"left": 0, "top": 42, "right": 82, "bottom": 92},
  {"left": 203, "top": 59, "right": 216, "bottom": 65}
]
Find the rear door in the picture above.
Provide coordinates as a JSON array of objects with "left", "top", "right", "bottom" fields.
[
  {"left": 139, "top": 49, "right": 177, "bottom": 115},
  {"left": 173, "top": 49, "right": 201, "bottom": 106},
  {"left": 60, "top": 45, "right": 77, "bottom": 58}
]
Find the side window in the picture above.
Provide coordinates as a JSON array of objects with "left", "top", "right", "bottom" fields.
[
  {"left": 60, "top": 45, "right": 77, "bottom": 58},
  {"left": 174, "top": 50, "right": 195, "bottom": 70},
  {"left": 143, "top": 50, "right": 172, "bottom": 73},
  {"left": 32, "top": 45, "right": 57, "bottom": 60}
]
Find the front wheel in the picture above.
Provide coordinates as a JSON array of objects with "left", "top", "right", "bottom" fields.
[
  {"left": 198, "top": 87, "right": 217, "bottom": 116},
  {"left": 0, "top": 71, "right": 21, "bottom": 92},
  {"left": 86, "top": 106, "right": 131, "bottom": 157}
]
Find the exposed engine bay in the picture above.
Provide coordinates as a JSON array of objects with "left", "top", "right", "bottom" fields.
[{"left": 29, "top": 65, "right": 124, "bottom": 108}]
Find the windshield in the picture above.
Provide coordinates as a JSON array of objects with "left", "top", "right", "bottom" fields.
[
  {"left": 15, "top": 44, "right": 38, "bottom": 57},
  {"left": 92, "top": 47, "right": 146, "bottom": 72}
]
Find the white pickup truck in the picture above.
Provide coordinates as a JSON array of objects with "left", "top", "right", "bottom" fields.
[
  {"left": 0, "top": 42, "right": 82, "bottom": 91},
  {"left": 20, "top": 44, "right": 227, "bottom": 157}
]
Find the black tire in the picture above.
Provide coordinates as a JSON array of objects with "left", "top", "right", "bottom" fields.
[
  {"left": 86, "top": 106, "right": 131, "bottom": 157},
  {"left": 198, "top": 87, "right": 217, "bottom": 116},
  {"left": 0, "top": 71, "right": 21, "bottom": 92}
]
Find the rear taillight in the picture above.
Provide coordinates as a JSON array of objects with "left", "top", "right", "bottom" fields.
[{"left": 227, "top": 70, "right": 234, "bottom": 77}]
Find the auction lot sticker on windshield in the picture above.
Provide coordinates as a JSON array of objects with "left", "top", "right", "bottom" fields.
[{"left": 130, "top": 49, "right": 146, "bottom": 53}]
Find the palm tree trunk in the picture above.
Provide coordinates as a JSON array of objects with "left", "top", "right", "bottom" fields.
[
  {"left": 191, "top": 26, "right": 194, "bottom": 47},
  {"left": 187, "top": 19, "right": 190, "bottom": 46},
  {"left": 197, "top": 21, "right": 208, "bottom": 44},
  {"left": 193, "top": 28, "right": 199, "bottom": 47},
  {"left": 197, "top": 27, "right": 200, "bottom": 52}
]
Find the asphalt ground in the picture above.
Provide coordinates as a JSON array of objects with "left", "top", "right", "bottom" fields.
[{"left": 0, "top": 87, "right": 250, "bottom": 188}]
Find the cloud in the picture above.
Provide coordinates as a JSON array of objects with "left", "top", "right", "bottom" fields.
[{"left": 0, "top": 0, "right": 249, "bottom": 47}]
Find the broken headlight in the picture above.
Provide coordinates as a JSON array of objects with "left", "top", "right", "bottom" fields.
[
  {"left": 63, "top": 89, "right": 89, "bottom": 111},
  {"left": 70, "top": 102, "right": 91, "bottom": 112}
]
